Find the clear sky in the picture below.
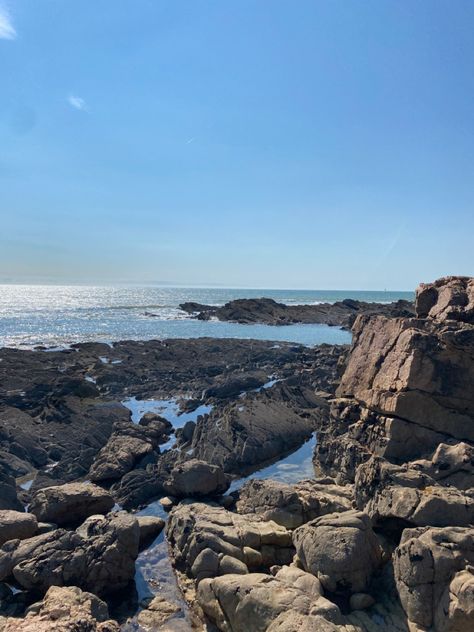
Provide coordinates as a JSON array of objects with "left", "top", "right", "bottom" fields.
[{"left": 1, "top": 1, "right": 473, "bottom": 290}]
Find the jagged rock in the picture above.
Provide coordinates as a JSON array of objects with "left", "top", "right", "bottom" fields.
[
  {"left": 29, "top": 482, "right": 114, "bottom": 526},
  {"left": 0, "top": 585, "right": 119, "bottom": 631},
  {"left": 137, "top": 515, "right": 165, "bottom": 547},
  {"left": 412, "top": 441, "right": 474, "bottom": 490},
  {"left": 191, "top": 386, "right": 322, "bottom": 474},
  {"left": 234, "top": 478, "right": 353, "bottom": 529},
  {"left": 166, "top": 502, "right": 294, "bottom": 583},
  {"left": 355, "top": 456, "right": 474, "bottom": 531},
  {"left": 88, "top": 421, "right": 167, "bottom": 482},
  {"left": 0, "top": 513, "right": 139, "bottom": 595},
  {"left": 109, "top": 468, "right": 164, "bottom": 510},
  {"left": 0, "top": 511, "right": 38, "bottom": 546},
  {"left": 293, "top": 510, "right": 382, "bottom": 594},
  {"left": 394, "top": 526, "right": 474, "bottom": 631},
  {"left": 137, "top": 595, "right": 181, "bottom": 629},
  {"left": 416, "top": 276, "right": 474, "bottom": 323},
  {"left": 0, "top": 469, "right": 23, "bottom": 512},
  {"left": 197, "top": 566, "right": 343, "bottom": 632},
  {"left": 163, "top": 459, "right": 229, "bottom": 498}
]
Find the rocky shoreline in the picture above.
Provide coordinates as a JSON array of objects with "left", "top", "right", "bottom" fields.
[
  {"left": 179, "top": 297, "right": 415, "bottom": 329},
  {"left": 0, "top": 276, "right": 472, "bottom": 631}
]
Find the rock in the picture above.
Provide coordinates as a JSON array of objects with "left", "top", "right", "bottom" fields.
[
  {"left": 0, "top": 585, "right": 119, "bottom": 631},
  {"left": 349, "top": 593, "right": 375, "bottom": 611},
  {"left": 234, "top": 478, "right": 353, "bottom": 529},
  {"left": 355, "top": 456, "right": 474, "bottom": 531},
  {"left": 0, "top": 469, "right": 23, "bottom": 512},
  {"left": 394, "top": 525, "right": 474, "bottom": 631},
  {"left": 0, "top": 513, "right": 140, "bottom": 596},
  {"left": 137, "top": 516, "right": 165, "bottom": 548},
  {"left": 88, "top": 421, "right": 166, "bottom": 483},
  {"left": 191, "top": 387, "right": 322, "bottom": 474},
  {"left": 293, "top": 510, "right": 383, "bottom": 594},
  {"left": 0, "top": 511, "right": 38, "bottom": 546},
  {"left": 160, "top": 496, "right": 176, "bottom": 511},
  {"left": 29, "top": 482, "right": 114, "bottom": 526},
  {"left": 416, "top": 276, "right": 474, "bottom": 323},
  {"left": 197, "top": 566, "right": 343, "bottom": 632},
  {"left": 109, "top": 468, "right": 164, "bottom": 510},
  {"left": 219, "top": 555, "right": 248, "bottom": 575},
  {"left": 137, "top": 595, "right": 181, "bottom": 629},
  {"left": 163, "top": 459, "right": 229, "bottom": 498},
  {"left": 181, "top": 296, "right": 415, "bottom": 328},
  {"left": 166, "top": 502, "right": 294, "bottom": 583}
]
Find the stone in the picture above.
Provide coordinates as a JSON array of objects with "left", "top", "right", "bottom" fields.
[
  {"left": 393, "top": 525, "right": 474, "bottom": 630},
  {"left": 160, "top": 496, "right": 176, "bottom": 511},
  {"left": 197, "top": 566, "right": 342, "bottom": 632},
  {"left": 0, "top": 469, "right": 23, "bottom": 512},
  {"left": 234, "top": 478, "right": 353, "bottom": 529},
  {"left": 0, "top": 585, "right": 119, "bottom": 631},
  {"left": 293, "top": 510, "right": 382, "bottom": 594},
  {"left": 0, "top": 513, "right": 140, "bottom": 596},
  {"left": 166, "top": 502, "right": 294, "bottom": 582},
  {"left": 29, "top": 482, "right": 114, "bottom": 526},
  {"left": 349, "top": 593, "right": 375, "bottom": 611},
  {"left": 416, "top": 276, "right": 474, "bottom": 323},
  {"left": 163, "top": 459, "right": 229, "bottom": 498},
  {"left": 0, "top": 511, "right": 37, "bottom": 546},
  {"left": 137, "top": 595, "right": 180, "bottom": 629},
  {"left": 137, "top": 516, "right": 165, "bottom": 548}
]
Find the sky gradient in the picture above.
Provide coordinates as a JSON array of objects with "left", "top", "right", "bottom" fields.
[{"left": 1, "top": 0, "right": 473, "bottom": 290}]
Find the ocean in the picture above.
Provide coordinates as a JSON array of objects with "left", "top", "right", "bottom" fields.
[{"left": 0, "top": 285, "right": 413, "bottom": 349}]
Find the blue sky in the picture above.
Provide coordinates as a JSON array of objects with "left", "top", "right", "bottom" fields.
[{"left": 1, "top": 0, "right": 473, "bottom": 290}]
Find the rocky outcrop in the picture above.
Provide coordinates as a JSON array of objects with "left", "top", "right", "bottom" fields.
[
  {"left": 181, "top": 297, "right": 415, "bottom": 329},
  {"left": 0, "top": 585, "right": 119, "bottom": 631},
  {"left": 166, "top": 502, "right": 294, "bottom": 583},
  {"left": 0, "top": 511, "right": 38, "bottom": 546},
  {"left": 293, "top": 511, "right": 383, "bottom": 594},
  {"left": 0, "top": 469, "right": 23, "bottom": 511},
  {"left": 394, "top": 526, "right": 474, "bottom": 631},
  {"left": 197, "top": 566, "right": 343, "bottom": 632},
  {"left": 191, "top": 382, "right": 326, "bottom": 475},
  {"left": 136, "top": 595, "right": 181, "bottom": 630},
  {"left": 234, "top": 478, "right": 353, "bottom": 529},
  {"left": 163, "top": 459, "right": 229, "bottom": 498},
  {"left": 316, "top": 276, "right": 474, "bottom": 484},
  {"left": 88, "top": 420, "right": 169, "bottom": 483},
  {"left": 354, "top": 456, "right": 474, "bottom": 531},
  {"left": 0, "top": 513, "right": 139, "bottom": 595},
  {"left": 29, "top": 482, "right": 114, "bottom": 526}
]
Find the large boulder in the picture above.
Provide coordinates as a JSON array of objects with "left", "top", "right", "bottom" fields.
[
  {"left": 234, "top": 478, "right": 353, "bottom": 529},
  {"left": 416, "top": 276, "right": 474, "bottom": 323},
  {"left": 166, "top": 502, "right": 293, "bottom": 583},
  {"left": 29, "top": 482, "right": 114, "bottom": 526},
  {"left": 0, "top": 513, "right": 139, "bottom": 596},
  {"left": 163, "top": 459, "right": 229, "bottom": 498},
  {"left": 293, "top": 510, "right": 382, "bottom": 594},
  {"left": 88, "top": 420, "right": 169, "bottom": 483},
  {"left": 198, "top": 566, "right": 343, "bottom": 632},
  {"left": 0, "top": 585, "right": 119, "bottom": 631},
  {"left": 394, "top": 526, "right": 474, "bottom": 631},
  {"left": 0, "top": 511, "right": 38, "bottom": 546}
]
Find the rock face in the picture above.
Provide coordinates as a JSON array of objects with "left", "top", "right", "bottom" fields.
[
  {"left": 29, "top": 482, "right": 114, "bottom": 526},
  {"left": 0, "top": 585, "right": 119, "bottom": 631},
  {"left": 234, "top": 478, "right": 353, "bottom": 529},
  {"left": 293, "top": 510, "right": 383, "bottom": 594},
  {"left": 163, "top": 459, "right": 229, "bottom": 498},
  {"left": 181, "top": 296, "right": 415, "bottom": 329},
  {"left": 394, "top": 526, "right": 474, "bottom": 631},
  {"left": 316, "top": 276, "right": 474, "bottom": 483},
  {"left": 198, "top": 566, "right": 343, "bottom": 632},
  {"left": 166, "top": 502, "right": 294, "bottom": 583},
  {"left": 88, "top": 420, "right": 169, "bottom": 483},
  {"left": 0, "top": 513, "right": 139, "bottom": 595},
  {"left": 0, "top": 511, "right": 38, "bottom": 546}
]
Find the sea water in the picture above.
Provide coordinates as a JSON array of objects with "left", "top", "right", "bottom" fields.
[{"left": 0, "top": 285, "right": 412, "bottom": 348}]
